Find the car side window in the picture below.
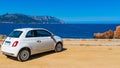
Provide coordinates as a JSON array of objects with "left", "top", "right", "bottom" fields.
[
  {"left": 36, "top": 30, "right": 51, "bottom": 37},
  {"left": 26, "top": 30, "right": 36, "bottom": 37}
]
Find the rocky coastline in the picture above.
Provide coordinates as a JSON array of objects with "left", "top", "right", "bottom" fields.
[
  {"left": 94, "top": 25, "right": 120, "bottom": 39},
  {"left": 0, "top": 34, "right": 7, "bottom": 39}
]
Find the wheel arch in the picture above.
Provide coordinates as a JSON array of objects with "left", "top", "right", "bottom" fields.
[
  {"left": 18, "top": 47, "right": 31, "bottom": 55},
  {"left": 55, "top": 41, "right": 63, "bottom": 48}
]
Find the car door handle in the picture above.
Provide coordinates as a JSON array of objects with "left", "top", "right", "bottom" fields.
[{"left": 37, "top": 40, "right": 41, "bottom": 43}]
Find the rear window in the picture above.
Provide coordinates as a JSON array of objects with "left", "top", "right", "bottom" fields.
[{"left": 9, "top": 31, "right": 23, "bottom": 38}]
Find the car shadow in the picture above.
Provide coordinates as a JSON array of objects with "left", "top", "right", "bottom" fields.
[
  {"left": 7, "top": 48, "right": 67, "bottom": 62},
  {"left": 29, "top": 48, "right": 67, "bottom": 61}
]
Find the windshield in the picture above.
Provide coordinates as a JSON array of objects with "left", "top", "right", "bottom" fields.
[{"left": 9, "top": 31, "right": 23, "bottom": 38}]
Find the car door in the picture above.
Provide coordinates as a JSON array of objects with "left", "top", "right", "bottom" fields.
[
  {"left": 36, "top": 30, "right": 55, "bottom": 52},
  {"left": 25, "top": 30, "right": 41, "bottom": 54}
]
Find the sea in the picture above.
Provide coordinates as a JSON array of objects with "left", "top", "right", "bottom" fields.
[{"left": 0, "top": 23, "right": 120, "bottom": 39}]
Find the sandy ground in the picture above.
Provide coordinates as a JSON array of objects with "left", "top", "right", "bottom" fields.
[{"left": 0, "top": 39, "right": 120, "bottom": 68}]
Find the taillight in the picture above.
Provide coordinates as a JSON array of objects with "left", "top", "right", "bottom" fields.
[{"left": 12, "top": 41, "right": 18, "bottom": 47}]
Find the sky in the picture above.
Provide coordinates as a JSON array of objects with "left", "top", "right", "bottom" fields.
[{"left": 0, "top": 0, "right": 120, "bottom": 23}]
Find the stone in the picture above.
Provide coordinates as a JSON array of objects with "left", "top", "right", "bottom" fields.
[
  {"left": 94, "top": 30, "right": 114, "bottom": 39},
  {"left": 114, "top": 26, "right": 120, "bottom": 39}
]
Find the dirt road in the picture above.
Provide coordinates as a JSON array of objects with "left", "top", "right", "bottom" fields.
[{"left": 0, "top": 45, "right": 120, "bottom": 68}]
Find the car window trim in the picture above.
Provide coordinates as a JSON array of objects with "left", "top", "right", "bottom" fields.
[{"left": 25, "top": 29, "right": 52, "bottom": 38}]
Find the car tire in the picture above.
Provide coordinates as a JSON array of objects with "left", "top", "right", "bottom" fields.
[
  {"left": 55, "top": 43, "right": 63, "bottom": 52},
  {"left": 17, "top": 49, "right": 30, "bottom": 62}
]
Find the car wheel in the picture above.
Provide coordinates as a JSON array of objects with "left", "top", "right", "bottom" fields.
[
  {"left": 55, "top": 43, "right": 63, "bottom": 52},
  {"left": 17, "top": 49, "right": 30, "bottom": 61}
]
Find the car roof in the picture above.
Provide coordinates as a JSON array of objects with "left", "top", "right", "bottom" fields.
[{"left": 14, "top": 28, "right": 47, "bottom": 31}]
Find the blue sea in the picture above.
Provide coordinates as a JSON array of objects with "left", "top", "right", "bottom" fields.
[{"left": 0, "top": 23, "right": 120, "bottom": 38}]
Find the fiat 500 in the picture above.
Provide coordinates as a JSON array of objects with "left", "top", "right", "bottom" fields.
[{"left": 1, "top": 28, "right": 63, "bottom": 61}]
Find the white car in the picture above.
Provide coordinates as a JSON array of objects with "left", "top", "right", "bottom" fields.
[{"left": 1, "top": 28, "right": 63, "bottom": 61}]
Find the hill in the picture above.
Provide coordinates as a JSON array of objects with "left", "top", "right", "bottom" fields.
[{"left": 0, "top": 13, "right": 65, "bottom": 24}]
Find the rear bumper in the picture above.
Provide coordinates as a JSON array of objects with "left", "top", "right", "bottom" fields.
[
  {"left": 1, "top": 46, "right": 19, "bottom": 57},
  {"left": 2, "top": 51, "right": 16, "bottom": 57}
]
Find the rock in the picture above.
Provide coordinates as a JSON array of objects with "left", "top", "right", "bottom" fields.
[
  {"left": 103, "top": 30, "right": 114, "bottom": 39},
  {"left": 94, "top": 30, "right": 114, "bottom": 39},
  {"left": 114, "top": 26, "right": 120, "bottom": 39},
  {"left": 0, "top": 34, "right": 7, "bottom": 39},
  {"left": 94, "top": 33, "right": 104, "bottom": 39}
]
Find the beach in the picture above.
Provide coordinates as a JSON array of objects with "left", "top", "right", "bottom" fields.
[{"left": 0, "top": 39, "right": 120, "bottom": 68}]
